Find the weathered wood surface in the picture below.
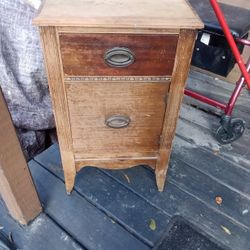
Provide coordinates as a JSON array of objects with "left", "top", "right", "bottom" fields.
[
  {"left": 186, "top": 70, "right": 250, "bottom": 125},
  {"left": 33, "top": 70, "right": 250, "bottom": 250},
  {"left": 1, "top": 70, "right": 249, "bottom": 250},
  {"left": 39, "top": 26, "right": 76, "bottom": 193},
  {"left": 0, "top": 89, "right": 41, "bottom": 225},
  {"left": 33, "top": 0, "right": 203, "bottom": 29},
  {"left": 219, "top": 0, "right": 250, "bottom": 9},
  {"left": 66, "top": 81, "right": 169, "bottom": 159},
  {"left": 184, "top": 70, "right": 250, "bottom": 170},
  {"left": 34, "top": 141, "right": 250, "bottom": 250},
  {"left": 75, "top": 158, "right": 157, "bottom": 172},
  {"left": 155, "top": 29, "right": 196, "bottom": 191},
  {"left": 29, "top": 160, "right": 150, "bottom": 250},
  {"left": 0, "top": 200, "right": 84, "bottom": 250},
  {"left": 34, "top": 150, "right": 170, "bottom": 247},
  {"left": 37, "top": 2, "right": 200, "bottom": 194},
  {"left": 60, "top": 34, "right": 178, "bottom": 76}
]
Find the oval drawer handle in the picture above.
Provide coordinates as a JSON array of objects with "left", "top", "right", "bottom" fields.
[
  {"left": 105, "top": 115, "right": 131, "bottom": 129},
  {"left": 104, "top": 47, "right": 135, "bottom": 68}
]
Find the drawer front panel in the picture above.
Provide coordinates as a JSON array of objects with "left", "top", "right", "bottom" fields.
[
  {"left": 66, "top": 81, "right": 170, "bottom": 158},
  {"left": 59, "top": 33, "right": 178, "bottom": 76}
]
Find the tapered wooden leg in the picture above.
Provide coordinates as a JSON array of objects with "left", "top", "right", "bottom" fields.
[
  {"left": 61, "top": 157, "right": 76, "bottom": 194},
  {"left": 155, "top": 148, "right": 171, "bottom": 192},
  {"left": 64, "top": 170, "right": 76, "bottom": 194}
]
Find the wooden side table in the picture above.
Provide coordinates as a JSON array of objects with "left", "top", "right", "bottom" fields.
[{"left": 34, "top": 0, "right": 203, "bottom": 193}]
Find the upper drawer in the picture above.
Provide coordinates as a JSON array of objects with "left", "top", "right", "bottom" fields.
[{"left": 59, "top": 33, "right": 178, "bottom": 76}]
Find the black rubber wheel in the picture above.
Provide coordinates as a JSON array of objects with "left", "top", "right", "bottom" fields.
[{"left": 215, "top": 118, "right": 245, "bottom": 144}]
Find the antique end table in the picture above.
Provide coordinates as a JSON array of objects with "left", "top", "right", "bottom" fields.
[{"left": 34, "top": 0, "right": 203, "bottom": 193}]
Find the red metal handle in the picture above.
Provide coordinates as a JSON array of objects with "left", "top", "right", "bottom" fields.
[{"left": 209, "top": 0, "right": 250, "bottom": 89}]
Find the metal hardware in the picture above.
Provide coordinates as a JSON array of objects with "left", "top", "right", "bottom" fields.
[
  {"left": 105, "top": 115, "right": 131, "bottom": 129},
  {"left": 104, "top": 47, "right": 135, "bottom": 68},
  {"left": 215, "top": 115, "right": 245, "bottom": 144}
]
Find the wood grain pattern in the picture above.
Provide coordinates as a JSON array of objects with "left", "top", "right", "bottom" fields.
[
  {"left": 33, "top": 0, "right": 203, "bottom": 29},
  {"left": 155, "top": 29, "right": 197, "bottom": 191},
  {"left": 75, "top": 158, "right": 156, "bottom": 172},
  {"left": 35, "top": 0, "right": 201, "bottom": 193},
  {"left": 59, "top": 34, "right": 178, "bottom": 76},
  {"left": 58, "top": 26, "right": 180, "bottom": 34},
  {"left": 65, "top": 81, "right": 170, "bottom": 159},
  {"left": 29, "top": 160, "right": 150, "bottom": 250},
  {"left": 39, "top": 27, "right": 76, "bottom": 194},
  {"left": 0, "top": 89, "right": 41, "bottom": 224}
]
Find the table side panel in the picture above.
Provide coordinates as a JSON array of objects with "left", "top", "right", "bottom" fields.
[
  {"left": 39, "top": 26, "right": 76, "bottom": 193},
  {"left": 155, "top": 29, "right": 197, "bottom": 191}
]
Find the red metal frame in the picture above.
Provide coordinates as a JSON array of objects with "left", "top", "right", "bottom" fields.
[
  {"left": 185, "top": 58, "right": 250, "bottom": 115},
  {"left": 209, "top": 0, "right": 250, "bottom": 89},
  {"left": 184, "top": 89, "right": 227, "bottom": 111},
  {"left": 225, "top": 58, "right": 250, "bottom": 115},
  {"left": 185, "top": 0, "right": 250, "bottom": 117}
]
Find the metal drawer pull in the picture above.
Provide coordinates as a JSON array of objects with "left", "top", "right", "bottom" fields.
[
  {"left": 105, "top": 115, "right": 131, "bottom": 129},
  {"left": 104, "top": 47, "right": 135, "bottom": 68}
]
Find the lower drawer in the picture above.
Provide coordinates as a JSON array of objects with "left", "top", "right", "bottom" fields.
[{"left": 65, "top": 81, "right": 170, "bottom": 159}]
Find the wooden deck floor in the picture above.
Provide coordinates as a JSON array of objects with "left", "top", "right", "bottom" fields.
[{"left": 1, "top": 71, "right": 250, "bottom": 250}]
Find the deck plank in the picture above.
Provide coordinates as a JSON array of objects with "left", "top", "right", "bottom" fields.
[
  {"left": 35, "top": 145, "right": 171, "bottom": 246},
  {"left": 28, "top": 160, "right": 149, "bottom": 250},
  {"left": 29, "top": 70, "right": 250, "bottom": 250},
  {"left": 180, "top": 103, "right": 250, "bottom": 154},
  {"left": 35, "top": 144, "right": 250, "bottom": 250},
  {"left": 188, "top": 71, "right": 250, "bottom": 110},
  {"left": 177, "top": 106, "right": 250, "bottom": 171},
  {"left": 168, "top": 157, "right": 250, "bottom": 229},
  {"left": 0, "top": 200, "right": 84, "bottom": 250},
  {"left": 186, "top": 71, "right": 250, "bottom": 125},
  {"left": 173, "top": 136, "right": 250, "bottom": 197},
  {"left": 101, "top": 167, "right": 250, "bottom": 250}
]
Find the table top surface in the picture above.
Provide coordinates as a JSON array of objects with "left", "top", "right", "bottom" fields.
[{"left": 34, "top": 0, "right": 203, "bottom": 29}]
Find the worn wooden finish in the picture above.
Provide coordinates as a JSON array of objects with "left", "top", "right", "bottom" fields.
[
  {"left": 39, "top": 27, "right": 76, "bottom": 193},
  {"left": 59, "top": 34, "right": 178, "bottom": 76},
  {"left": 34, "top": 131, "right": 250, "bottom": 250},
  {"left": 29, "top": 160, "right": 149, "bottom": 250},
  {"left": 0, "top": 203, "right": 84, "bottom": 250},
  {"left": 36, "top": 0, "right": 201, "bottom": 192},
  {"left": 58, "top": 26, "right": 180, "bottom": 35},
  {"left": 0, "top": 90, "right": 41, "bottom": 225},
  {"left": 66, "top": 81, "right": 169, "bottom": 159},
  {"left": 8, "top": 70, "right": 247, "bottom": 249},
  {"left": 155, "top": 29, "right": 197, "bottom": 191},
  {"left": 75, "top": 158, "right": 156, "bottom": 172},
  {"left": 33, "top": 0, "right": 203, "bottom": 29}
]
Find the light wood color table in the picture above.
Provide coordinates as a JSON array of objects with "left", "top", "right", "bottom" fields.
[{"left": 34, "top": 0, "right": 203, "bottom": 193}]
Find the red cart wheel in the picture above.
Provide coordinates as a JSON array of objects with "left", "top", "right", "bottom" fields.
[{"left": 215, "top": 118, "right": 245, "bottom": 144}]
